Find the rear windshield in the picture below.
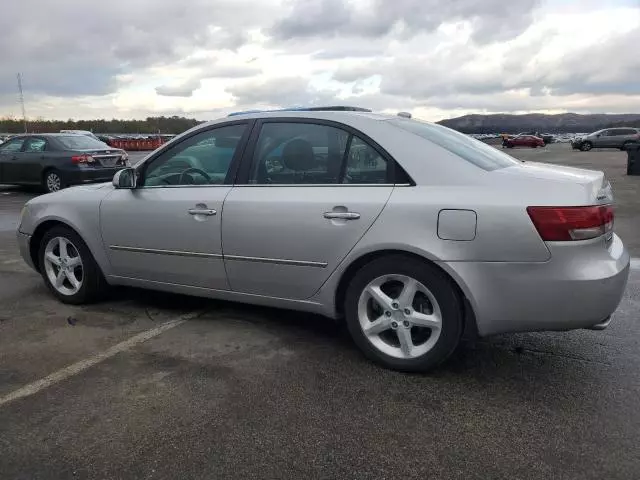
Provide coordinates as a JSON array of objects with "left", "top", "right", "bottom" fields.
[
  {"left": 388, "top": 118, "right": 520, "bottom": 171},
  {"left": 56, "top": 135, "right": 109, "bottom": 150}
]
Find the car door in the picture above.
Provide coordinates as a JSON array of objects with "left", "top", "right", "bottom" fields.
[
  {"left": 100, "top": 121, "right": 251, "bottom": 289},
  {"left": 221, "top": 119, "right": 396, "bottom": 300},
  {"left": 9, "top": 137, "right": 48, "bottom": 184},
  {"left": 595, "top": 130, "right": 611, "bottom": 148},
  {"left": 0, "top": 137, "right": 27, "bottom": 184}
]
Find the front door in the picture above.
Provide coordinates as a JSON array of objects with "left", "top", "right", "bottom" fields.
[
  {"left": 8, "top": 137, "right": 47, "bottom": 184},
  {"left": 222, "top": 120, "right": 395, "bottom": 300},
  {"left": 0, "top": 137, "right": 27, "bottom": 184},
  {"left": 100, "top": 122, "right": 250, "bottom": 289}
]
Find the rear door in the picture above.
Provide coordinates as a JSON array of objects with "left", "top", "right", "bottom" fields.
[
  {"left": 221, "top": 119, "right": 397, "bottom": 300},
  {"left": 0, "top": 137, "right": 27, "bottom": 184}
]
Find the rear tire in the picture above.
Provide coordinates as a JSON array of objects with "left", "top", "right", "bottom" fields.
[
  {"left": 38, "top": 225, "right": 108, "bottom": 305},
  {"left": 43, "top": 169, "right": 64, "bottom": 193},
  {"left": 581, "top": 141, "right": 592, "bottom": 152},
  {"left": 344, "top": 255, "right": 463, "bottom": 372}
]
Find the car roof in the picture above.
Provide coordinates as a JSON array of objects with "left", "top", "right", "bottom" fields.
[
  {"left": 9, "top": 133, "right": 94, "bottom": 138},
  {"left": 200, "top": 110, "right": 397, "bottom": 129}
]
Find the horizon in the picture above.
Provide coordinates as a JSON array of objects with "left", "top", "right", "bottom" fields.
[{"left": 2, "top": 0, "right": 639, "bottom": 122}]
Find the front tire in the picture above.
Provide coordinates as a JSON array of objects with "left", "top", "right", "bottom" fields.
[
  {"left": 43, "top": 170, "right": 64, "bottom": 193},
  {"left": 581, "top": 141, "right": 592, "bottom": 151},
  {"left": 38, "top": 226, "right": 108, "bottom": 304},
  {"left": 344, "top": 255, "right": 463, "bottom": 372}
]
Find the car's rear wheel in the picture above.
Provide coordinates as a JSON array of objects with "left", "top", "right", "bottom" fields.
[
  {"left": 344, "top": 255, "right": 463, "bottom": 372},
  {"left": 43, "top": 170, "right": 64, "bottom": 193},
  {"left": 581, "top": 141, "right": 592, "bottom": 151},
  {"left": 39, "top": 226, "right": 108, "bottom": 304}
]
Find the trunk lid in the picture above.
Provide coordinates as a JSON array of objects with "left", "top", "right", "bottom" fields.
[
  {"left": 496, "top": 161, "right": 613, "bottom": 205},
  {"left": 76, "top": 148, "right": 127, "bottom": 168}
]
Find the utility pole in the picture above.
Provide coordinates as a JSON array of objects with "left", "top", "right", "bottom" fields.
[{"left": 17, "top": 73, "right": 27, "bottom": 133}]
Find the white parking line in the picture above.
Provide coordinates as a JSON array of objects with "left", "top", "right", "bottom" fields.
[{"left": 0, "top": 315, "right": 195, "bottom": 408}]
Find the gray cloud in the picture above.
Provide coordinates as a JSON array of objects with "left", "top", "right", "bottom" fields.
[
  {"left": 271, "top": 0, "right": 542, "bottom": 44},
  {"left": 226, "top": 76, "right": 338, "bottom": 107},
  {"left": 156, "top": 80, "right": 203, "bottom": 97},
  {"left": 0, "top": 0, "right": 270, "bottom": 98}
]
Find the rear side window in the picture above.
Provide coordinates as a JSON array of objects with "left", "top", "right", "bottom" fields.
[
  {"left": 343, "top": 136, "right": 389, "bottom": 184},
  {"left": 249, "top": 122, "right": 349, "bottom": 185},
  {"left": 24, "top": 138, "right": 47, "bottom": 152},
  {"left": 56, "top": 135, "right": 109, "bottom": 150},
  {"left": 389, "top": 118, "right": 520, "bottom": 171}
]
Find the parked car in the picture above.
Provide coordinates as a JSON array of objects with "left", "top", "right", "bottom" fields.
[
  {"left": 0, "top": 133, "right": 129, "bottom": 193},
  {"left": 16, "top": 108, "right": 629, "bottom": 372},
  {"left": 503, "top": 134, "right": 545, "bottom": 148},
  {"left": 571, "top": 128, "right": 640, "bottom": 151}
]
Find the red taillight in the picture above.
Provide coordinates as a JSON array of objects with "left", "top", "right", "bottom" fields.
[
  {"left": 71, "top": 154, "right": 95, "bottom": 164},
  {"left": 527, "top": 205, "right": 614, "bottom": 241}
]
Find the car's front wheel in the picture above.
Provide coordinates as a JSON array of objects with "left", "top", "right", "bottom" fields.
[
  {"left": 39, "top": 226, "right": 108, "bottom": 304},
  {"left": 581, "top": 141, "right": 593, "bottom": 151},
  {"left": 43, "top": 170, "right": 64, "bottom": 193},
  {"left": 344, "top": 255, "right": 463, "bottom": 372}
]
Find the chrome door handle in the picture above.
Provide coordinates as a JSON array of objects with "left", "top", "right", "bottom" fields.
[
  {"left": 323, "top": 212, "right": 360, "bottom": 220},
  {"left": 188, "top": 208, "right": 217, "bottom": 216}
]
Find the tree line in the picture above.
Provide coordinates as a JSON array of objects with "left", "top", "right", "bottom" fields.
[{"left": 0, "top": 116, "right": 203, "bottom": 135}]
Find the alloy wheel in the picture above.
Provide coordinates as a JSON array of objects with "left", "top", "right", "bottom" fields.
[
  {"left": 357, "top": 274, "right": 442, "bottom": 359},
  {"left": 43, "top": 236, "right": 84, "bottom": 296},
  {"left": 46, "top": 172, "right": 61, "bottom": 192}
]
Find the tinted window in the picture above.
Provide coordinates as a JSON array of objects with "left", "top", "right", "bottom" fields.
[
  {"left": 249, "top": 123, "right": 349, "bottom": 185},
  {"left": 143, "top": 124, "right": 246, "bottom": 187},
  {"left": 57, "top": 135, "right": 109, "bottom": 150},
  {"left": 389, "top": 118, "right": 520, "bottom": 171},
  {"left": 0, "top": 138, "right": 25, "bottom": 153},
  {"left": 343, "top": 136, "right": 389, "bottom": 184},
  {"left": 24, "top": 138, "right": 46, "bottom": 152}
]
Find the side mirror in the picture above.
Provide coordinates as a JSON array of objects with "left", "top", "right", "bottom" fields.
[{"left": 113, "top": 168, "right": 137, "bottom": 189}]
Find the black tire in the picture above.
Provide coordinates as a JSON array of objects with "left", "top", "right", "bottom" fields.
[
  {"left": 581, "top": 141, "right": 592, "bottom": 152},
  {"left": 42, "top": 169, "right": 64, "bottom": 193},
  {"left": 622, "top": 142, "right": 631, "bottom": 151},
  {"left": 38, "top": 225, "right": 108, "bottom": 304},
  {"left": 344, "top": 255, "right": 463, "bottom": 372},
  {"left": 506, "top": 143, "right": 514, "bottom": 148}
]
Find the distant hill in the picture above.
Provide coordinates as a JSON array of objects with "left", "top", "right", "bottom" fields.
[{"left": 437, "top": 113, "right": 640, "bottom": 134}]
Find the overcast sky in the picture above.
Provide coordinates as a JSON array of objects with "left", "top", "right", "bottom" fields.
[{"left": 1, "top": 0, "right": 638, "bottom": 121}]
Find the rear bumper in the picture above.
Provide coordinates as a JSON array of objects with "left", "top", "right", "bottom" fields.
[
  {"left": 63, "top": 166, "right": 121, "bottom": 185},
  {"left": 443, "top": 233, "right": 630, "bottom": 336}
]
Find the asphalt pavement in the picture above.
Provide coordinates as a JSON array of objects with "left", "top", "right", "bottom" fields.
[{"left": 1, "top": 144, "right": 639, "bottom": 479}]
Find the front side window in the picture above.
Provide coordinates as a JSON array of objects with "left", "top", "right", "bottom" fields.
[
  {"left": 143, "top": 124, "right": 246, "bottom": 187},
  {"left": 0, "top": 138, "right": 25, "bottom": 153},
  {"left": 24, "top": 138, "right": 46, "bottom": 152},
  {"left": 389, "top": 118, "right": 520, "bottom": 171},
  {"left": 249, "top": 122, "right": 349, "bottom": 185}
]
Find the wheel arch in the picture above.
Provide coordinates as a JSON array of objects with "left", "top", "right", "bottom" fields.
[
  {"left": 333, "top": 249, "right": 478, "bottom": 339},
  {"left": 29, "top": 219, "right": 97, "bottom": 274}
]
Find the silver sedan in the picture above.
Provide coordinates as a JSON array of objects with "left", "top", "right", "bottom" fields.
[{"left": 17, "top": 108, "right": 630, "bottom": 372}]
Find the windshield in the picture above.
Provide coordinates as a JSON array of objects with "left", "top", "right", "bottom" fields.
[
  {"left": 388, "top": 118, "right": 521, "bottom": 171},
  {"left": 56, "top": 135, "right": 110, "bottom": 150}
]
